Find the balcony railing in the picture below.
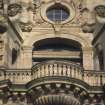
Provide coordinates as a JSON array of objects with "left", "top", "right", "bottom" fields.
[
  {"left": 31, "top": 60, "right": 83, "bottom": 80},
  {"left": 0, "top": 69, "right": 31, "bottom": 84},
  {"left": 84, "top": 70, "right": 104, "bottom": 86},
  {"left": 31, "top": 60, "right": 105, "bottom": 86},
  {"left": 0, "top": 60, "right": 105, "bottom": 86}
]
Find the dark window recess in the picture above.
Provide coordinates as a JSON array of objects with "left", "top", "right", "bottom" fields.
[
  {"left": 47, "top": 5, "right": 69, "bottom": 22},
  {"left": 0, "top": 25, "right": 7, "bottom": 34},
  {"left": 32, "top": 38, "right": 83, "bottom": 66},
  {"left": 12, "top": 48, "right": 18, "bottom": 64},
  {"left": 33, "top": 43, "right": 81, "bottom": 51},
  {"left": 98, "top": 50, "right": 104, "bottom": 70}
]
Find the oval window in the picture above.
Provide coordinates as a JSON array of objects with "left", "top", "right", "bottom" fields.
[{"left": 46, "top": 4, "right": 70, "bottom": 22}]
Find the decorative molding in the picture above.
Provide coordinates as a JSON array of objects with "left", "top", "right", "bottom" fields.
[{"left": 19, "top": 22, "right": 32, "bottom": 32}]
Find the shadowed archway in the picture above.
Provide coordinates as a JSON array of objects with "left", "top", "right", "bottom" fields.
[{"left": 32, "top": 37, "right": 83, "bottom": 65}]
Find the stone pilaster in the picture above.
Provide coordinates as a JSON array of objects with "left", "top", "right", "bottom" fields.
[
  {"left": 83, "top": 47, "right": 93, "bottom": 70},
  {"left": 22, "top": 46, "right": 32, "bottom": 68}
]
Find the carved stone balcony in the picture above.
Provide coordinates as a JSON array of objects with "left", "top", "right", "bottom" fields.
[
  {"left": 0, "top": 60, "right": 104, "bottom": 87},
  {"left": 31, "top": 60, "right": 83, "bottom": 81},
  {"left": 0, "top": 61, "right": 105, "bottom": 105},
  {"left": 31, "top": 60, "right": 105, "bottom": 87},
  {"left": 28, "top": 60, "right": 104, "bottom": 105}
]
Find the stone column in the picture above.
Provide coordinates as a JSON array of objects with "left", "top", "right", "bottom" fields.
[
  {"left": 22, "top": 46, "right": 32, "bottom": 69},
  {"left": 83, "top": 47, "right": 94, "bottom": 70}
]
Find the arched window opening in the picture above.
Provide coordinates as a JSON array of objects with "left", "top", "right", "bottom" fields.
[
  {"left": 98, "top": 50, "right": 104, "bottom": 70},
  {"left": 33, "top": 38, "right": 81, "bottom": 51},
  {"left": 32, "top": 38, "right": 83, "bottom": 66}
]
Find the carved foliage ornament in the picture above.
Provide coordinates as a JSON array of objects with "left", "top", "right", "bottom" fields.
[
  {"left": 19, "top": 22, "right": 32, "bottom": 32},
  {"left": 8, "top": 3, "right": 22, "bottom": 17},
  {"left": 95, "top": 5, "right": 105, "bottom": 18}
]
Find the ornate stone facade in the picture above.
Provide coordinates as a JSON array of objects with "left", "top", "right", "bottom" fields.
[{"left": 0, "top": 0, "right": 105, "bottom": 105}]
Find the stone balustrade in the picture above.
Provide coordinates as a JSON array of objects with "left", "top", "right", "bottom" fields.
[
  {"left": 0, "top": 61, "right": 105, "bottom": 86},
  {"left": 31, "top": 60, "right": 105, "bottom": 86},
  {"left": 83, "top": 70, "right": 105, "bottom": 86},
  {"left": 31, "top": 60, "right": 83, "bottom": 80},
  {"left": 0, "top": 69, "right": 31, "bottom": 84}
]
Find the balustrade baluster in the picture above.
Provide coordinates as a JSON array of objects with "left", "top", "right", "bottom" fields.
[
  {"left": 49, "top": 64, "right": 53, "bottom": 76},
  {"left": 88, "top": 73, "right": 90, "bottom": 85},
  {"left": 58, "top": 64, "right": 62, "bottom": 76},
  {"left": 95, "top": 74, "right": 98, "bottom": 86},
  {"left": 71, "top": 66, "right": 74, "bottom": 78},
  {"left": 54, "top": 64, "right": 57, "bottom": 76},
  {"left": 97, "top": 74, "right": 100, "bottom": 86},
  {"left": 67, "top": 65, "right": 70, "bottom": 77},
  {"left": 84, "top": 73, "right": 89, "bottom": 84},
  {"left": 63, "top": 64, "right": 67, "bottom": 76},
  {"left": 69, "top": 66, "right": 71, "bottom": 77},
  {"left": 46, "top": 64, "right": 49, "bottom": 76},
  {"left": 92, "top": 74, "right": 95, "bottom": 86},
  {"left": 89, "top": 74, "right": 92, "bottom": 85}
]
